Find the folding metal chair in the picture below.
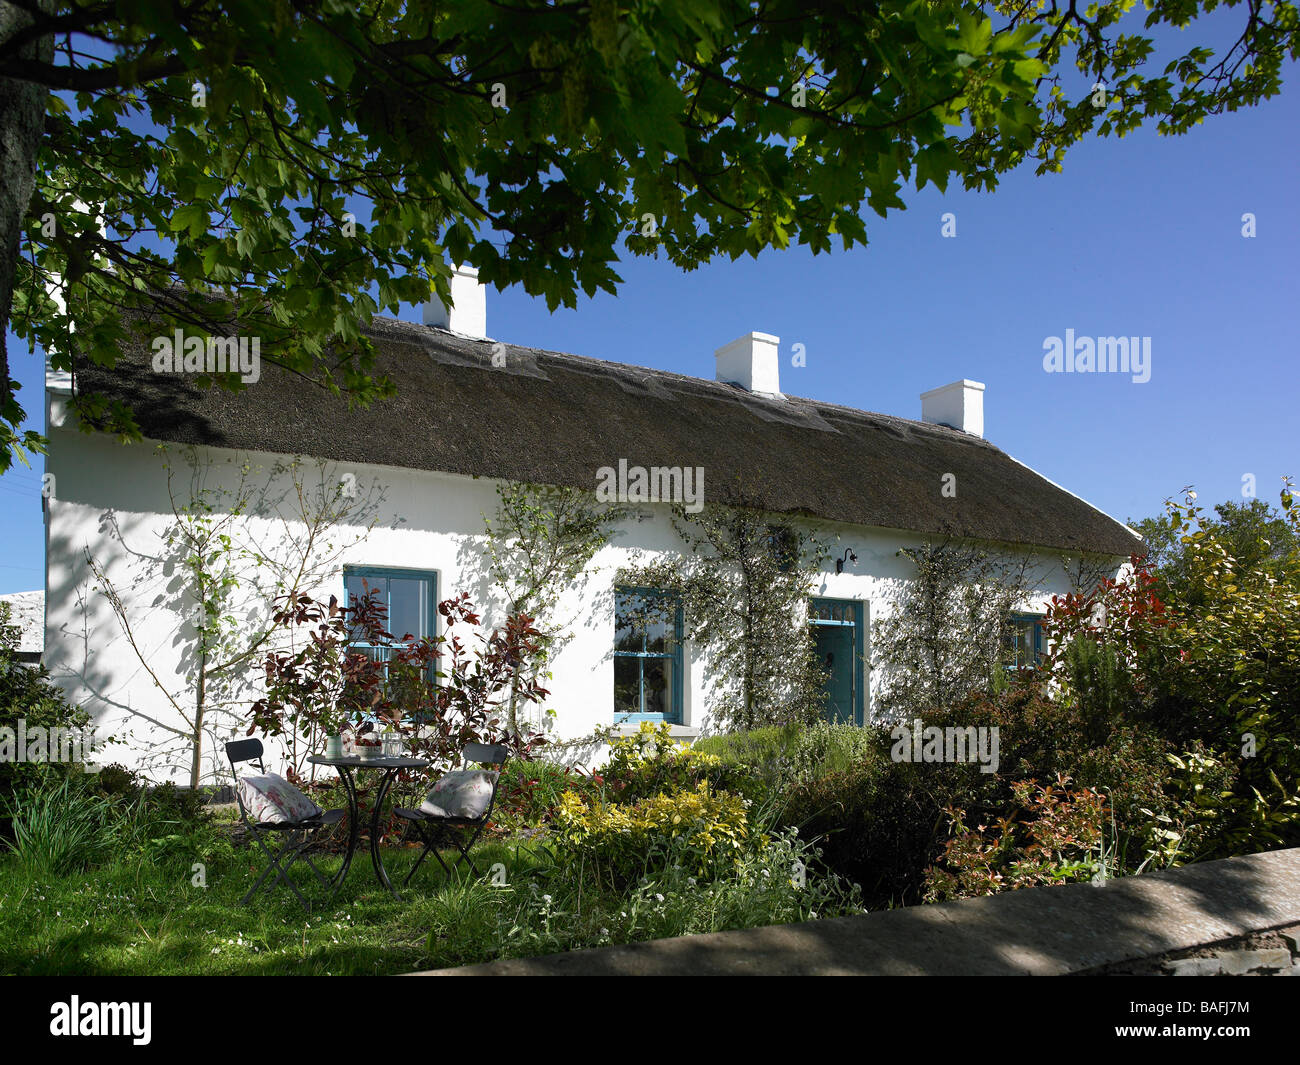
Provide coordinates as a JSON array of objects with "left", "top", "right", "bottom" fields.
[
  {"left": 226, "top": 738, "right": 345, "bottom": 913},
  {"left": 394, "top": 742, "right": 508, "bottom": 885}
]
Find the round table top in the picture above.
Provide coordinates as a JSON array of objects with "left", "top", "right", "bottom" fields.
[{"left": 307, "top": 754, "right": 431, "bottom": 770}]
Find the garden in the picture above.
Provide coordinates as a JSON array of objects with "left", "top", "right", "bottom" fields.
[{"left": 2, "top": 482, "right": 1298, "bottom": 975}]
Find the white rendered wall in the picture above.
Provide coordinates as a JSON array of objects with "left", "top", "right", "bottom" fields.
[{"left": 43, "top": 391, "right": 1123, "bottom": 783}]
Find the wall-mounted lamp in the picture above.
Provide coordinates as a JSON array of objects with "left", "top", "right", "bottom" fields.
[{"left": 835, "top": 548, "right": 858, "bottom": 574}]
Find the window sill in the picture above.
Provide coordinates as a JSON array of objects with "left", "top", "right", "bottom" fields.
[{"left": 612, "top": 724, "right": 701, "bottom": 741}]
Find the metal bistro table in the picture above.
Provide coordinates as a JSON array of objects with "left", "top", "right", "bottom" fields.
[{"left": 307, "top": 753, "right": 430, "bottom": 899}]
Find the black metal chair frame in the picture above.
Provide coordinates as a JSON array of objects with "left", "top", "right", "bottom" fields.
[
  {"left": 226, "top": 738, "right": 344, "bottom": 913},
  {"left": 395, "top": 742, "right": 508, "bottom": 885}
]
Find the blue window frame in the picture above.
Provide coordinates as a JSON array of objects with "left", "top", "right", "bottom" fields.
[
  {"left": 809, "top": 598, "right": 865, "bottom": 726},
  {"left": 343, "top": 566, "right": 437, "bottom": 671},
  {"left": 1007, "top": 613, "right": 1046, "bottom": 669},
  {"left": 614, "top": 587, "right": 684, "bottom": 724}
]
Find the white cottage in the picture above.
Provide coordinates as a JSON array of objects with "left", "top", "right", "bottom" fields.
[{"left": 42, "top": 269, "right": 1140, "bottom": 783}]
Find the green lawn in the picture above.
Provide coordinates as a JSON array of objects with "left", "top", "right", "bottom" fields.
[
  {"left": 0, "top": 839, "right": 560, "bottom": 975},
  {"left": 1, "top": 827, "right": 849, "bottom": 974}
]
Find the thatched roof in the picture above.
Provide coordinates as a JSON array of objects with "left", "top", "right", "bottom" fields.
[{"left": 71, "top": 315, "right": 1140, "bottom": 557}]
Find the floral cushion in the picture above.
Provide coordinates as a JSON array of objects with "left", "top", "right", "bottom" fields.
[
  {"left": 419, "top": 769, "right": 499, "bottom": 820},
  {"left": 237, "top": 772, "right": 323, "bottom": 824}
]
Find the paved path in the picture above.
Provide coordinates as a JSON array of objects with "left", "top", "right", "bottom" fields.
[{"left": 410, "top": 847, "right": 1300, "bottom": 976}]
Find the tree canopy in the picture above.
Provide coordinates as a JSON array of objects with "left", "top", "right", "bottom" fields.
[
  {"left": 1130, "top": 488, "right": 1300, "bottom": 607},
  {"left": 1, "top": 0, "right": 1295, "bottom": 471}
]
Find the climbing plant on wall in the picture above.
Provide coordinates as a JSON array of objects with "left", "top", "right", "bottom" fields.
[
  {"left": 871, "top": 540, "right": 1039, "bottom": 722},
  {"left": 620, "top": 502, "right": 830, "bottom": 732},
  {"left": 483, "top": 481, "right": 623, "bottom": 736}
]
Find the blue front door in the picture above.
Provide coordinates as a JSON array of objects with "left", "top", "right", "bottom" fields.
[{"left": 809, "top": 598, "right": 864, "bottom": 726}]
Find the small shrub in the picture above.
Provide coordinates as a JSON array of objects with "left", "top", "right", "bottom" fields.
[
  {"left": 593, "top": 721, "right": 765, "bottom": 803},
  {"left": 555, "top": 783, "right": 749, "bottom": 885},
  {"left": 923, "top": 776, "right": 1110, "bottom": 901},
  {"left": 0, "top": 602, "right": 99, "bottom": 804},
  {"left": 693, "top": 725, "right": 800, "bottom": 787},
  {"left": 492, "top": 759, "right": 592, "bottom": 833},
  {"left": 785, "top": 721, "right": 882, "bottom": 785}
]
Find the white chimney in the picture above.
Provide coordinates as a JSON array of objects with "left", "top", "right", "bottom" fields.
[
  {"left": 921, "top": 379, "right": 985, "bottom": 438},
  {"left": 714, "top": 332, "right": 782, "bottom": 397},
  {"left": 424, "top": 264, "right": 487, "bottom": 338}
]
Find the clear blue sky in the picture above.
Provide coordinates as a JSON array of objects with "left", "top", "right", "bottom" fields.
[{"left": 2, "top": 30, "right": 1296, "bottom": 594}]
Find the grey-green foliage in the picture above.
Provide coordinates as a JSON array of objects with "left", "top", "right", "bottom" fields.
[
  {"left": 696, "top": 721, "right": 886, "bottom": 791},
  {"left": 785, "top": 721, "right": 883, "bottom": 784},
  {"left": 872, "top": 541, "right": 1035, "bottom": 722}
]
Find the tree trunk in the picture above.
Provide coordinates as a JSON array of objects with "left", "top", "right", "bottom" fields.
[
  {"left": 192, "top": 651, "right": 206, "bottom": 790},
  {"left": 0, "top": 1, "right": 53, "bottom": 417}
]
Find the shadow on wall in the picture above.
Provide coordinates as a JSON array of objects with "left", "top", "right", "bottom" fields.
[
  {"left": 46, "top": 442, "right": 394, "bottom": 785},
  {"left": 452, "top": 494, "right": 620, "bottom": 750}
]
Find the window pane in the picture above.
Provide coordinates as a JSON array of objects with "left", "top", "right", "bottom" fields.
[
  {"left": 1005, "top": 617, "right": 1042, "bottom": 668},
  {"left": 388, "top": 576, "right": 428, "bottom": 640},
  {"left": 641, "top": 657, "right": 673, "bottom": 718},
  {"left": 811, "top": 599, "right": 856, "bottom": 625},
  {"left": 614, "top": 656, "right": 642, "bottom": 717},
  {"left": 615, "top": 591, "right": 676, "bottom": 652},
  {"left": 642, "top": 612, "right": 673, "bottom": 654},
  {"left": 614, "top": 608, "right": 640, "bottom": 654}
]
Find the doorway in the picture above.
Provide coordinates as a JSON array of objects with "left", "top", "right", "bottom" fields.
[{"left": 809, "top": 598, "right": 864, "bottom": 726}]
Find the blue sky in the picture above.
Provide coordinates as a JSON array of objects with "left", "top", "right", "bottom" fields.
[{"left": 1, "top": 29, "right": 1296, "bottom": 595}]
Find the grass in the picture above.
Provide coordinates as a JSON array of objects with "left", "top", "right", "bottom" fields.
[
  {"left": 0, "top": 838, "right": 556, "bottom": 976},
  {"left": 0, "top": 825, "right": 859, "bottom": 975}
]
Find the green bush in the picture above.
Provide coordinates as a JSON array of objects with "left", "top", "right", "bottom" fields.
[
  {"left": 767, "top": 686, "right": 1215, "bottom": 906},
  {"left": 555, "top": 783, "right": 750, "bottom": 886},
  {"left": 783, "top": 744, "right": 961, "bottom": 907},
  {"left": 1052, "top": 484, "right": 1300, "bottom": 855},
  {"left": 492, "top": 758, "right": 590, "bottom": 833},
  {"left": 786, "top": 721, "right": 883, "bottom": 784},
  {"left": 693, "top": 725, "right": 800, "bottom": 787},
  {"left": 592, "top": 721, "right": 766, "bottom": 804},
  {"left": 1, "top": 760, "right": 222, "bottom": 875},
  {"left": 0, "top": 603, "right": 98, "bottom": 804},
  {"left": 426, "top": 827, "right": 862, "bottom": 966}
]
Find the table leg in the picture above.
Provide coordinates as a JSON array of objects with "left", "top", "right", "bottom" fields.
[
  {"left": 370, "top": 768, "right": 401, "bottom": 899},
  {"left": 330, "top": 765, "right": 360, "bottom": 895}
]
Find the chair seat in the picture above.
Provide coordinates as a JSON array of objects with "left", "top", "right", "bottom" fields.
[
  {"left": 395, "top": 806, "right": 483, "bottom": 826},
  {"left": 253, "top": 807, "right": 345, "bottom": 831}
]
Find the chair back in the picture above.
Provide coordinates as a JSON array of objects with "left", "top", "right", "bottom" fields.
[
  {"left": 463, "top": 742, "right": 508, "bottom": 768},
  {"left": 225, "top": 738, "right": 266, "bottom": 826},
  {"left": 226, "top": 737, "right": 265, "bottom": 773}
]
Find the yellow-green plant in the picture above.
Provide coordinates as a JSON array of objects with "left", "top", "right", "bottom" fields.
[
  {"left": 596, "top": 721, "right": 722, "bottom": 801},
  {"left": 556, "top": 781, "right": 749, "bottom": 884}
]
